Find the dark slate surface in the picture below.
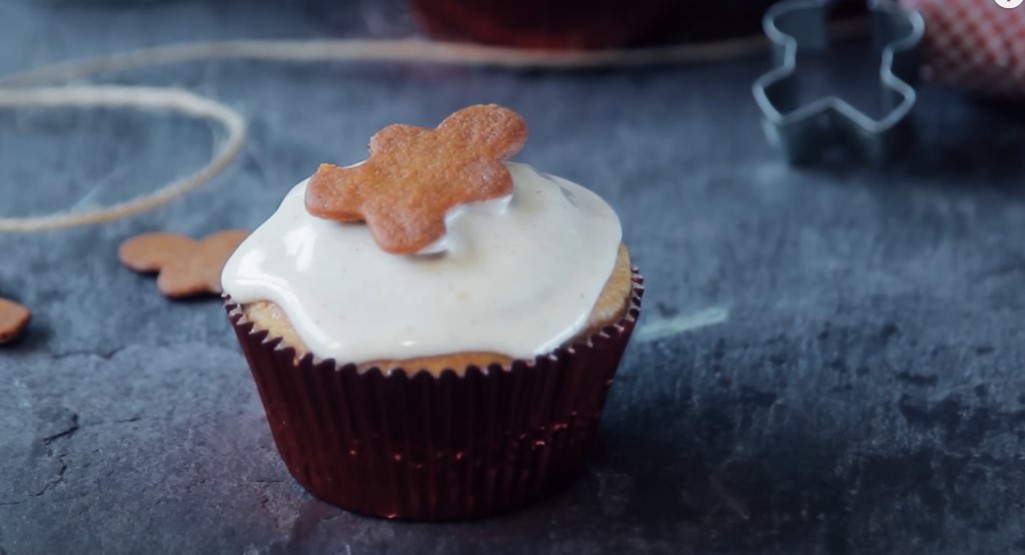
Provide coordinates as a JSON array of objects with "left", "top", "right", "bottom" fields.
[{"left": 3, "top": 1, "right": 1025, "bottom": 553}]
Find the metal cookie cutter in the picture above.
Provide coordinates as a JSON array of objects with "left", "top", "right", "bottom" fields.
[{"left": 752, "top": 0, "right": 924, "bottom": 165}]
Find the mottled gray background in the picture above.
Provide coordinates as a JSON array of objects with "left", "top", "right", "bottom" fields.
[{"left": 2, "top": 1, "right": 1025, "bottom": 554}]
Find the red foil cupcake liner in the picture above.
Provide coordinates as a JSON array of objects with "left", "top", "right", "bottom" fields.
[{"left": 226, "top": 269, "right": 643, "bottom": 521}]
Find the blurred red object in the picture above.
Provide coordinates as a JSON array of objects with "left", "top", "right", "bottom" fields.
[
  {"left": 901, "top": 0, "right": 1025, "bottom": 97},
  {"left": 408, "top": 0, "right": 683, "bottom": 49}
]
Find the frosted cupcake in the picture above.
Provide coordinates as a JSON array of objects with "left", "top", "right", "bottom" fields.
[{"left": 222, "top": 105, "right": 643, "bottom": 520}]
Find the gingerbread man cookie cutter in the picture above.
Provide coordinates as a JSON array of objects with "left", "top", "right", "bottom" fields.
[{"left": 752, "top": 0, "right": 924, "bottom": 165}]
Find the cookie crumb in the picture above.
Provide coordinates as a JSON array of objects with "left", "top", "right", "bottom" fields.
[
  {"left": 0, "top": 298, "right": 31, "bottom": 345},
  {"left": 306, "top": 104, "right": 527, "bottom": 254}
]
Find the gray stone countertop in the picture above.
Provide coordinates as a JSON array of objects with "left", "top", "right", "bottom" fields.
[{"left": 2, "top": 1, "right": 1025, "bottom": 553}]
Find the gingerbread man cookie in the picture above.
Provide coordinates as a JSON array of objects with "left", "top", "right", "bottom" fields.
[
  {"left": 0, "top": 298, "right": 31, "bottom": 345},
  {"left": 305, "top": 104, "right": 528, "bottom": 254},
  {"left": 120, "top": 230, "right": 249, "bottom": 298}
]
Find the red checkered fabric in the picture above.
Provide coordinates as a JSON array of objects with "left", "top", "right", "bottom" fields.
[{"left": 900, "top": 0, "right": 1025, "bottom": 96}]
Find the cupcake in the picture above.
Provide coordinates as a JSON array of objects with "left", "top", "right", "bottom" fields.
[{"left": 222, "top": 105, "right": 643, "bottom": 520}]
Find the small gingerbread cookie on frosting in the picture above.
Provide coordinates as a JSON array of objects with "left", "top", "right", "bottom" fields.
[{"left": 306, "top": 104, "right": 527, "bottom": 254}]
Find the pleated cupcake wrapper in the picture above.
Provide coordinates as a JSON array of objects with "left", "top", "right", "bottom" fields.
[{"left": 226, "top": 268, "right": 644, "bottom": 521}]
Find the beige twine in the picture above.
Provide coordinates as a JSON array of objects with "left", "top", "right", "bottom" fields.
[{"left": 0, "top": 20, "right": 866, "bottom": 233}]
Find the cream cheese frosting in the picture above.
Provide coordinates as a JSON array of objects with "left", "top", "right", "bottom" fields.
[{"left": 221, "top": 161, "right": 622, "bottom": 363}]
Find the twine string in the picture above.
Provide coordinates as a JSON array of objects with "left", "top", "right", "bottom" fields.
[{"left": 0, "top": 19, "right": 867, "bottom": 233}]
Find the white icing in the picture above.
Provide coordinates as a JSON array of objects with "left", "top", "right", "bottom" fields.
[{"left": 221, "top": 162, "right": 622, "bottom": 363}]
